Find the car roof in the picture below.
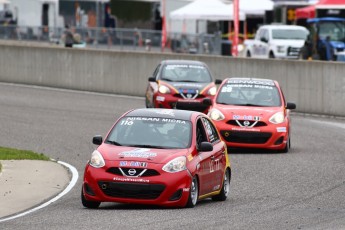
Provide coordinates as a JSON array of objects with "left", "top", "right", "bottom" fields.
[
  {"left": 161, "top": 59, "right": 207, "bottom": 66},
  {"left": 260, "top": 24, "right": 307, "bottom": 30},
  {"left": 224, "top": 77, "right": 277, "bottom": 85},
  {"left": 125, "top": 108, "right": 197, "bottom": 121}
]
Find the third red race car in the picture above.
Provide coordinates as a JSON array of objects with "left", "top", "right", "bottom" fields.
[
  {"left": 145, "top": 60, "right": 221, "bottom": 114},
  {"left": 207, "top": 78, "right": 296, "bottom": 153}
]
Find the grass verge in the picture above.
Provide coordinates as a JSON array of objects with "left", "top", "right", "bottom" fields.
[{"left": 0, "top": 146, "right": 50, "bottom": 173}]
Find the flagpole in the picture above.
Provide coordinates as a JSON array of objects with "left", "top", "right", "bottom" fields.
[
  {"left": 161, "top": 0, "right": 166, "bottom": 52},
  {"left": 232, "top": 0, "right": 239, "bottom": 56}
]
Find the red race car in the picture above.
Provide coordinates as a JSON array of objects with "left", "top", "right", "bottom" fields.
[
  {"left": 207, "top": 78, "right": 296, "bottom": 153},
  {"left": 82, "top": 108, "right": 231, "bottom": 208},
  {"left": 145, "top": 60, "right": 221, "bottom": 114}
]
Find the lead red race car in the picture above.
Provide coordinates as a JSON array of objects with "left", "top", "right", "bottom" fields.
[
  {"left": 145, "top": 60, "right": 221, "bottom": 114},
  {"left": 207, "top": 78, "right": 296, "bottom": 153},
  {"left": 82, "top": 108, "right": 231, "bottom": 208}
]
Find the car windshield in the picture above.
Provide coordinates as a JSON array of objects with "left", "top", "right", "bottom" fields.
[
  {"left": 272, "top": 29, "right": 308, "bottom": 40},
  {"left": 161, "top": 64, "right": 212, "bottom": 83},
  {"left": 216, "top": 81, "right": 281, "bottom": 107},
  {"left": 106, "top": 116, "right": 192, "bottom": 149},
  {"left": 318, "top": 21, "right": 345, "bottom": 42}
]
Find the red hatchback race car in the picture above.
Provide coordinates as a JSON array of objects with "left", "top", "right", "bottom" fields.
[
  {"left": 82, "top": 108, "right": 231, "bottom": 208},
  {"left": 145, "top": 60, "right": 221, "bottom": 114},
  {"left": 207, "top": 78, "right": 296, "bottom": 153}
]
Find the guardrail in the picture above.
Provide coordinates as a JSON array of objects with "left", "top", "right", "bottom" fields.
[{"left": 0, "top": 40, "right": 344, "bottom": 117}]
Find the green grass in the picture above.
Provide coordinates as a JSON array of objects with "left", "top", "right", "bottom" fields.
[
  {"left": 0, "top": 146, "right": 50, "bottom": 173},
  {"left": 0, "top": 146, "right": 50, "bottom": 161}
]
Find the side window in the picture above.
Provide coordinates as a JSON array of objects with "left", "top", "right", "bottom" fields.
[
  {"left": 152, "top": 64, "right": 161, "bottom": 80},
  {"left": 196, "top": 119, "right": 208, "bottom": 148},
  {"left": 202, "top": 117, "right": 220, "bottom": 144}
]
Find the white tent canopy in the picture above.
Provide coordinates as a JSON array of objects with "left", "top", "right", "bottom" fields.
[
  {"left": 238, "top": 0, "right": 274, "bottom": 16},
  {"left": 170, "top": 0, "right": 246, "bottom": 21}
]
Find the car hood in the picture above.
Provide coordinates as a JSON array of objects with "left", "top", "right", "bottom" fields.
[
  {"left": 216, "top": 104, "right": 282, "bottom": 121},
  {"left": 98, "top": 144, "right": 190, "bottom": 164},
  {"left": 271, "top": 40, "right": 305, "bottom": 47},
  {"left": 162, "top": 81, "right": 212, "bottom": 92}
]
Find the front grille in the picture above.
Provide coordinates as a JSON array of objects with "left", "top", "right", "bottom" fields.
[
  {"left": 287, "top": 47, "right": 301, "bottom": 56},
  {"left": 226, "top": 120, "right": 267, "bottom": 127},
  {"left": 98, "top": 182, "right": 165, "bottom": 199},
  {"left": 172, "top": 93, "right": 205, "bottom": 99},
  {"left": 107, "top": 167, "right": 160, "bottom": 177},
  {"left": 221, "top": 130, "right": 272, "bottom": 144}
]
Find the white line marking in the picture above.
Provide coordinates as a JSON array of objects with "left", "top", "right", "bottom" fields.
[
  {"left": 0, "top": 161, "right": 79, "bottom": 223},
  {"left": 309, "top": 119, "right": 345, "bottom": 130}
]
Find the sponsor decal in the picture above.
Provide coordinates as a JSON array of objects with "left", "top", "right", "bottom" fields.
[
  {"left": 119, "top": 161, "right": 148, "bottom": 167},
  {"left": 221, "top": 86, "right": 232, "bottom": 93},
  {"left": 187, "top": 154, "right": 193, "bottom": 161},
  {"left": 172, "top": 83, "right": 203, "bottom": 88},
  {"left": 113, "top": 177, "right": 150, "bottom": 183},
  {"left": 156, "top": 96, "right": 165, "bottom": 102},
  {"left": 227, "top": 79, "right": 275, "bottom": 86},
  {"left": 166, "top": 64, "right": 205, "bottom": 70},
  {"left": 155, "top": 110, "right": 175, "bottom": 117},
  {"left": 232, "top": 115, "right": 261, "bottom": 121},
  {"left": 119, "top": 148, "right": 157, "bottom": 158},
  {"left": 213, "top": 185, "right": 221, "bottom": 191},
  {"left": 277, "top": 127, "right": 287, "bottom": 133},
  {"left": 209, "top": 159, "right": 220, "bottom": 173},
  {"left": 183, "top": 188, "right": 190, "bottom": 192}
]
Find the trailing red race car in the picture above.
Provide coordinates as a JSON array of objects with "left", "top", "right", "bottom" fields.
[
  {"left": 145, "top": 60, "right": 221, "bottom": 114},
  {"left": 82, "top": 108, "right": 231, "bottom": 208},
  {"left": 207, "top": 78, "right": 296, "bottom": 153}
]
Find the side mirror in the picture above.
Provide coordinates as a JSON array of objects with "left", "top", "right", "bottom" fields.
[
  {"left": 198, "top": 142, "right": 213, "bottom": 152},
  {"left": 202, "top": 98, "right": 213, "bottom": 106},
  {"left": 215, "top": 79, "right": 222, "bottom": 84},
  {"left": 286, "top": 102, "right": 296, "bottom": 110},
  {"left": 92, "top": 135, "right": 103, "bottom": 145},
  {"left": 148, "top": 77, "right": 156, "bottom": 82}
]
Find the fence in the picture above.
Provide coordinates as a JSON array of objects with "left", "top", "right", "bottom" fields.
[{"left": 0, "top": 25, "right": 225, "bottom": 55}]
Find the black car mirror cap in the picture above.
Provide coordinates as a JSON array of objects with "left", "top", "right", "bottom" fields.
[
  {"left": 215, "top": 79, "right": 222, "bottom": 84},
  {"left": 286, "top": 102, "right": 296, "bottom": 110},
  {"left": 92, "top": 135, "right": 103, "bottom": 145},
  {"left": 198, "top": 142, "right": 213, "bottom": 152},
  {"left": 148, "top": 77, "right": 156, "bottom": 82}
]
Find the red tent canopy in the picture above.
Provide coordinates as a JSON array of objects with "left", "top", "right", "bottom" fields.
[{"left": 296, "top": 0, "right": 345, "bottom": 19}]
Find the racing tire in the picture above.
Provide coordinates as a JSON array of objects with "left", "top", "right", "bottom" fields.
[
  {"left": 185, "top": 176, "right": 199, "bottom": 208},
  {"left": 212, "top": 169, "right": 231, "bottom": 201},
  {"left": 81, "top": 188, "right": 101, "bottom": 209},
  {"left": 281, "top": 137, "right": 290, "bottom": 153}
]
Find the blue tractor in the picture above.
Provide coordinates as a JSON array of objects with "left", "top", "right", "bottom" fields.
[{"left": 300, "top": 17, "right": 345, "bottom": 61}]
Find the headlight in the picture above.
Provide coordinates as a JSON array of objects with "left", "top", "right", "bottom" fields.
[
  {"left": 269, "top": 112, "right": 285, "bottom": 124},
  {"left": 162, "top": 156, "right": 186, "bottom": 173},
  {"left": 208, "top": 109, "right": 225, "bottom": 121},
  {"left": 208, "top": 86, "right": 217, "bottom": 96},
  {"left": 158, "top": 85, "right": 170, "bottom": 94},
  {"left": 89, "top": 150, "right": 105, "bottom": 168},
  {"left": 277, "top": 46, "right": 285, "bottom": 53}
]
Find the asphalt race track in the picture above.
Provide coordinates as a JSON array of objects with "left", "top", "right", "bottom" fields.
[{"left": 0, "top": 83, "right": 345, "bottom": 230}]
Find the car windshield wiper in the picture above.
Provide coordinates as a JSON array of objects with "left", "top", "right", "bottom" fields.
[
  {"left": 106, "top": 140, "right": 122, "bottom": 146},
  {"left": 128, "top": 144, "right": 169, "bottom": 149},
  {"left": 179, "top": 80, "right": 200, "bottom": 83}
]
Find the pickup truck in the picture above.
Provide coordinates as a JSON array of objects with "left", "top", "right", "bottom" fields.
[{"left": 244, "top": 24, "right": 309, "bottom": 59}]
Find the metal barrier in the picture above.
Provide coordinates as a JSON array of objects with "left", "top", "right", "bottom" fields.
[{"left": 0, "top": 25, "right": 223, "bottom": 55}]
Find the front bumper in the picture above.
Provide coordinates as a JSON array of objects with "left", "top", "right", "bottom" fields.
[
  {"left": 82, "top": 163, "right": 192, "bottom": 207},
  {"left": 215, "top": 121, "right": 289, "bottom": 150}
]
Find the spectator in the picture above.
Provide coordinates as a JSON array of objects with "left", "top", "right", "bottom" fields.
[
  {"left": 63, "top": 24, "right": 74, "bottom": 48},
  {"left": 104, "top": 6, "right": 117, "bottom": 47}
]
